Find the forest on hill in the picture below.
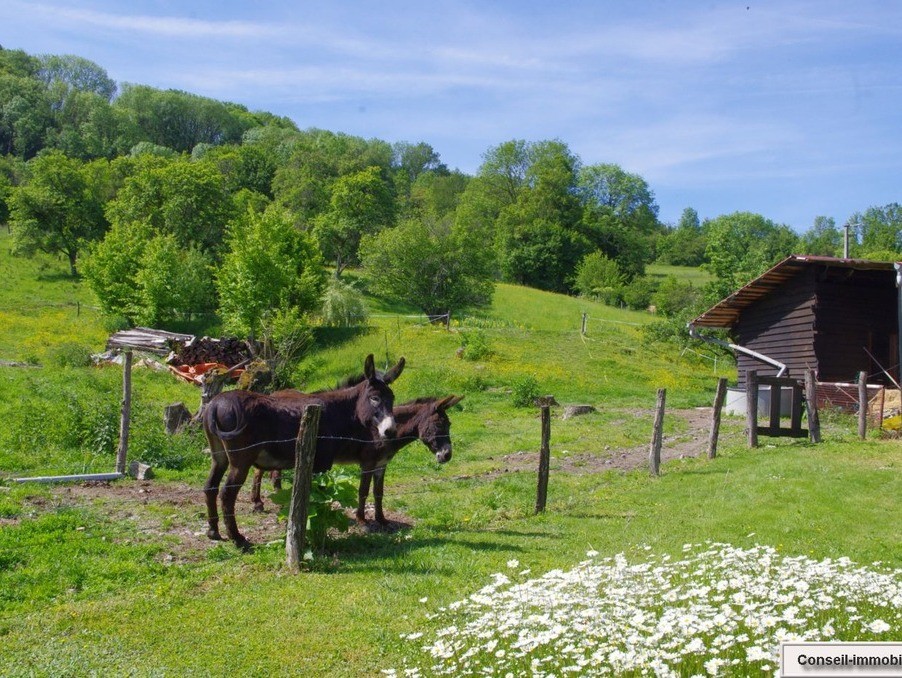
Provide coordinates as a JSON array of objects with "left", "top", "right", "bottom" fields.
[{"left": 2, "top": 44, "right": 901, "bottom": 353}]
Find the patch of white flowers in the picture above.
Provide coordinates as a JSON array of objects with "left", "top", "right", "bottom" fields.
[{"left": 385, "top": 542, "right": 901, "bottom": 677}]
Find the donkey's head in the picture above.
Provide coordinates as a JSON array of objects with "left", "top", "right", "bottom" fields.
[
  {"left": 417, "top": 395, "right": 463, "bottom": 464},
  {"left": 355, "top": 354, "right": 405, "bottom": 440}
]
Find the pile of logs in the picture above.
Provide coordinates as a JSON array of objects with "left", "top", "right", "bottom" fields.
[{"left": 166, "top": 336, "right": 251, "bottom": 367}]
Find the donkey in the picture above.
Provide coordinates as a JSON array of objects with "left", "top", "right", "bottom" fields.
[
  {"left": 250, "top": 395, "right": 463, "bottom": 524},
  {"left": 202, "top": 354, "right": 404, "bottom": 550}
]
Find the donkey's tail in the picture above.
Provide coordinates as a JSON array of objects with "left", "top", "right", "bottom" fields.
[{"left": 203, "top": 393, "right": 248, "bottom": 440}]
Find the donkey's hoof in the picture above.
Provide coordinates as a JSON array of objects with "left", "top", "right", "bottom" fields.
[
  {"left": 234, "top": 536, "right": 252, "bottom": 552},
  {"left": 206, "top": 528, "right": 223, "bottom": 541},
  {"left": 252, "top": 503, "right": 265, "bottom": 513}
]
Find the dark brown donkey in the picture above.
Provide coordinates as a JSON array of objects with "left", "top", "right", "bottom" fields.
[
  {"left": 251, "top": 395, "right": 463, "bottom": 524},
  {"left": 202, "top": 354, "right": 404, "bottom": 549}
]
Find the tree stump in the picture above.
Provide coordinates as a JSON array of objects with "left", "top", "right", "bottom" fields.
[
  {"left": 164, "top": 402, "right": 192, "bottom": 434},
  {"left": 236, "top": 359, "right": 274, "bottom": 392},
  {"left": 562, "top": 404, "right": 596, "bottom": 420}
]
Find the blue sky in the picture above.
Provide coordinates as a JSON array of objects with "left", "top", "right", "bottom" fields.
[{"left": 2, "top": 0, "right": 901, "bottom": 231}]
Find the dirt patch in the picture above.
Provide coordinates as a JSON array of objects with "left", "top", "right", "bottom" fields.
[
  {"left": 474, "top": 407, "right": 716, "bottom": 479},
  {"left": 27, "top": 480, "right": 412, "bottom": 562}
]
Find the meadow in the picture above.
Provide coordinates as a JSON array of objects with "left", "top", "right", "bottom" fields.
[{"left": 0, "top": 232, "right": 898, "bottom": 676}]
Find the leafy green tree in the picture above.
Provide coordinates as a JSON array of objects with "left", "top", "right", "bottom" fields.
[
  {"left": 114, "top": 84, "right": 251, "bottom": 152},
  {"left": 134, "top": 235, "right": 214, "bottom": 326},
  {"left": 854, "top": 203, "right": 902, "bottom": 257},
  {"left": 0, "top": 72, "right": 51, "bottom": 157},
  {"left": 407, "top": 170, "right": 469, "bottom": 220},
  {"left": 37, "top": 54, "right": 116, "bottom": 101},
  {"left": 656, "top": 207, "right": 707, "bottom": 266},
  {"left": 392, "top": 141, "right": 447, "bottom": 183},
  {"left": 361, "top": 216, "right": 494, "bottom": 320},
  {"left": 0, "top": 47, "right": 41, "bottom": 78},
  {"left": 799, "top": 216, "right": 842, "bottom": 257},
  {"left": 578, "top": 163, "right": 659, "bottom": 234},
  {"left": 9, "top": 150, "right": 107, "bottom": 275},
  {"left": 478, "top": 139, "right": 531, "bottom": 205},
  {"left": 578, "top": 209, "right": 648, "bottom": 280},
  {"left": 0, "top": 154, "right": 24, "bottom": 225},
  {"left": 493, "top": 140, "right": 587, "bottom": 292},
  {"left": 573, "top": 251, "right": 624, "bottom": 304},
  {"left": 83, "top": 221, "right": 213, "bottom": 325},
  {"left": 199, "top": 143, "right": 276, "bottom": 197},
  {"left": 703, "top": 211, "right": 799, "bottom": 293},
  {"left": 216, "top": 208, "right": 326, "bottom": 338},
  {"left": 272, "top": 129, "right": 393, "bottom": 224},
  {"left": 82, "top": 220, "right": 150, "bottom": 319},
  {"left": 313, "top": 165, "right": 396, "bottom": 274},
  {"left": 577, "top": 163, "right": 661, "bottom": 276},
  {"left": 105, "top": 156, "right": 235, "bottom": 254},
  {"left": 652, "top": 276, "right": 703, "bottom": 316},
  {"left": 43, "top": 87, "right": 138, "bottom": 160}
]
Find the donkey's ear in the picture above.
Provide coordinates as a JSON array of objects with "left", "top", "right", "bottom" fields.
[
  {"left": 383, "top": 356, "right": 405, "bottom": 384},
  {"left": 364, "top": 354, "right": 376, "bottom": 380},
  {"left": 438, "top": 395, "right": 463, "bottom": 411}
]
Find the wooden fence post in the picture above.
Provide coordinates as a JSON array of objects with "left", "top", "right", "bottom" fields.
[
  {"left": 858, "top": 371, "right": 868, "bottom": 440},
  {"left": 804, "top": 370, "right": 821, "bottom": 443},
  {"left": 581, "top": 312, "right": 588, "bottom": 335},
  {"left": 649, "top": 388, "right": 666, "bottom": 475},
  {"left": 115, "top": 350, "right": 133, "bottom": 475},
  {"left": 285, "top": 404, "right": 321, "bottom": 571},
  {"left": 534, "top": 405, "right": 551, "bottom": 514},
  {"left": 707, "top": 377, "right": 728, "bottom": 459},
  {"left": 746, "top": 370, "right": 759, "bottom": 448}
]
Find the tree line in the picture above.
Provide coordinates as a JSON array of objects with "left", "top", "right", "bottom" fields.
[{"left": 3, "top": 44, "right": 901, "bottom": 358}]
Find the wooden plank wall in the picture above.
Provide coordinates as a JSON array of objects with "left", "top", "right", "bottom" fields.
[{"left": 735, "top": 269, "right": 817, "bottom": 387}]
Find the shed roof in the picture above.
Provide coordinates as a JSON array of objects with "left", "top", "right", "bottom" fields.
[{"left": 691, "top": 255, "right": 899, "bottom": 328}]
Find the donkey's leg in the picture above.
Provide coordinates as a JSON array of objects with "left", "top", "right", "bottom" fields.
[
  {"left": 271, "top": 470, "right": 282, "bottom": 492},
  {"left": 356, "top": 465, "right": 373, "bottom": 523},
  {"left": 220, "top": 464, "right": 252, "bottom": 551},
  {"left": 250, "top": 467, "right": 265, "bottom": 512},
  {"left": 373, "top": 467, "right": 388, "bottom": 524},
  {"left": 204, "top": 451, "right": 228, "bottom": 541}
]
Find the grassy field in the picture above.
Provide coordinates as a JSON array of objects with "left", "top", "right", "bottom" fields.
[
  {"left": 646, "top": 263, "right": 714, "bottom": 286},
  {"left": 0, "top": 232, "right": 898, "bottom": 676}
]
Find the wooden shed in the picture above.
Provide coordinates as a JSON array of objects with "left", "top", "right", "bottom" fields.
[{"left": 691, "top": 256, "right": 901, "bottom": 390}]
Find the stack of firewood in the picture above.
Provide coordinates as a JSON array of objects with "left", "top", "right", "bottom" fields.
[{"left": 166, "top": 336, "right": 251, "bottom": 367}]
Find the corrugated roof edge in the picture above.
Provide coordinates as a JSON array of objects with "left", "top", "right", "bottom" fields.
[{"left": 691, "top": 255, "right": 900, "bottom": 329}]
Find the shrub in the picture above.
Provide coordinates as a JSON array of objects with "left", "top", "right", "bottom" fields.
[
  {"left": 321, "top": 276, "right": 367, "bottom": 327},
  {"left": 511, "top": 374, "right": 540, "bottom": 408},
  {"left": 652, "top": 276, "right": 702, "bottom": 317},
  {"left": 257, "top": 306, "right": 315, "bottom": 389},
  {"left": 270, "top": 468, "right": 358, "bottom": 550},
  {"left": 49, "top": 343, "right": 93, "bottom": 368},
  {"left": 573, "top": 252, "right": 624, "bottom": 304},
  {"left": 459, "top": 329, "right": 491, "bottom": 361},
  {"left": 217, "top": 208, "right": 326, "bottom": 339},
  {"left": 621, "top": 276, "right": 658, "bottom": 311}
]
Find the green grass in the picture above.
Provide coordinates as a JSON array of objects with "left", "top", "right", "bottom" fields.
[
  {"left": 0, "top": 233, "right": 898, "bottom": 676},
  {"left": 647, "top": 262, "right": 713, "bottom": 286}
]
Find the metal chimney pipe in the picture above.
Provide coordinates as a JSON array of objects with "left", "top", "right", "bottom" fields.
[{"left": 843, "top": 222, "right": 850, "bottom": 259}]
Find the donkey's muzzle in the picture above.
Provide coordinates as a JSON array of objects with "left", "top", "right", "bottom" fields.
[{"left": 376, "top": 415, "right": 397, "bottom": 439}]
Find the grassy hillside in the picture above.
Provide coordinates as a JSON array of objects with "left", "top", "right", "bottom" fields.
[
  {"left": 0, "top": 232, "right": 898, "bottom": 676},
  {"left": 646, "top": 262, "right": 713, "bottom": 286}
]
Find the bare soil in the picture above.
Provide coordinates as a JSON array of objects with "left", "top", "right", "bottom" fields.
[{"left": 473, "top": 406, "right": 716, "bottom": 479}]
